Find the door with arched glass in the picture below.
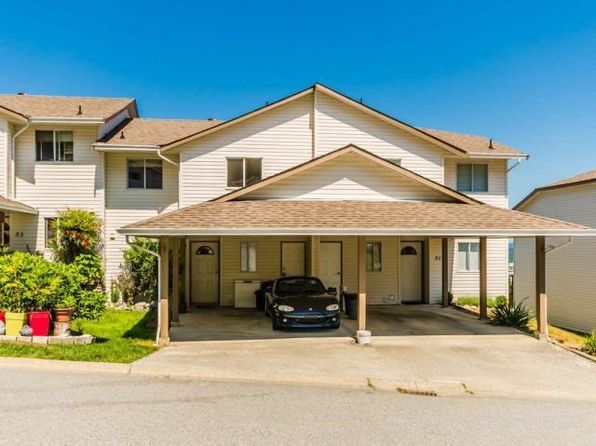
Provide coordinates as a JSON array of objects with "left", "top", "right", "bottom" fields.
[
  {"left": 191, "top": 241, "right": 219, "bottom": 305},
  {"left": 399, "top": 241, "right": 422, "bottom": 303}
]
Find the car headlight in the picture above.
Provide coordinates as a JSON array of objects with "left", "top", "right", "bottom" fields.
[
  {"left": 277, "top": 305, "right": 294, "bottom": 312},
  {"left": 326, "top": 304, "right": 339, "bottom": 311}
]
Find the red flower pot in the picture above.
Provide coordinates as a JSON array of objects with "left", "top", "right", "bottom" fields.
[
  {"left": 0, "top": 310, "right": 5, "bottom": 325},
  {"left": 29, "top": 311, "right": 51, "bottom": 336}
]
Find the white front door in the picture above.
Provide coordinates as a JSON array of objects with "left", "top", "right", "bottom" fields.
[
  {"left": 319, "top": 242, "right": 342, "bottom": 291},
  {"left": 191, "top": 241, "right": 219, "bottom": 305},
  {"left": 399, "top": 241, "right": 422, "bottom": 303},
  {"left": 281, "top": 242, "right": 305, "bottom": 277}
]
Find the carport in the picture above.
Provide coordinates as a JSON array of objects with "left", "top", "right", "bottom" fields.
[{"left": 119, "top": 199, "right": 594, "bottom": 346}]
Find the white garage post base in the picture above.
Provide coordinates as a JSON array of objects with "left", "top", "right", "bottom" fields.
[{"left": 356, "top": 330, "right": 372, "bottom": 345}]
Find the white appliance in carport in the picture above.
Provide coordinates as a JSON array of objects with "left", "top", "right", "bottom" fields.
[{"left": 234, "top": 280, "right": 261, "bottom": 308}]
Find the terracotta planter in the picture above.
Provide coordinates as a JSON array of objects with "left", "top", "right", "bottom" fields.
[
  {"left": 5, "top": 312, "right": 28, "bottom": 336},
  {"left": 54, "top": 308, "right": 73, "bottom": 323},
  {"left": 29, "top": 311, "right": 51, "bottom": 336},
  {"left": 53, "top": 308, "right": 73, "bottom": 337}
]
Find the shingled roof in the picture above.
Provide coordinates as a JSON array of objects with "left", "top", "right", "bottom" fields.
[
  {"left": 119, "top": 200, "right": 589, "bottom": 237},
  {"left": 98, "top": 118, "right": 221, "bottom": 146},
  {"left": 0, "top": 94, "right": 135, "bottom": 120},
  {"left": 0, "top": 196, "right": 37, "bottom": 214}
]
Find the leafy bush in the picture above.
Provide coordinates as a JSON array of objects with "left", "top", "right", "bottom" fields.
[
  {"left": 72, "top": 252, "right": 104, "bottom": 290},
  {"left": 584, "top": 331, "right": 596, "bottom": 356},
  {"left": 51, "top": 209, "right": 102, "bottom": 263},
  {"left": 494, "top": 295, "right": 508, "bottom": 307},
  {"left": 116, "top": 238, "right": 158, "bottom": 304},
  {"left": 491, "top": 298, "right": 531, "bottom": 329},
  {"left": 73, "top": 290, "right": 107, "bottom": 320}
]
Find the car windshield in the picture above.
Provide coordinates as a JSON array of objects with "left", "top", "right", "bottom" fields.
[{"left": 275, "top": 277, "right": 327, "bottom": 296}]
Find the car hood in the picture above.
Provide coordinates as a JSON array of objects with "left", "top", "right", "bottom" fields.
[{"left": 273, "top": 294, "right": 338, "bottom": 310}]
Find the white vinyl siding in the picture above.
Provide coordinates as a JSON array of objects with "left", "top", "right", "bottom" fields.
[
  {"left": 179, "top": 95, "right": 313, "bottom": 206},
  {"left": 444, "top": 158, "right": 508, "bottom": 208},
  {"left": 449, "top": 237, "right": 509, "bottom": 298},
  {"left": 242, "top": 152, "right": 454, "bottom": 202},
  {"left": 104, "top": 152, "right": 179, "bottom": 288},
  {"left": 0, "top": 119, "right": 8, "bottom": 196},
  {"left": 314, "top": 93, "right": 445, "bottom": 183},
  {"left": 514, "top": 183, "right": 596, "bottom": 333},
  {"left": 12, "top": 124, "right": 105, "bottom": 256}
]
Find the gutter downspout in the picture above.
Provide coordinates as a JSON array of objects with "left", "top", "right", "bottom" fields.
[
  {"left": 10, "top": 121, "right": 31, "bottom": 198},
  {"left": 157, "top": 149, "right": 179, "bottom": 168},
  {"left": 125, "top": 235, "right": 162, "bottom": 345},
  {"left": 507, "top": 157, "right": 525, "bottom": 173}
]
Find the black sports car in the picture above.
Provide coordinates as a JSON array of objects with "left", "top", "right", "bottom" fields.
[{"left": 265, "top": 276, "right": 341, "bottom": 330}]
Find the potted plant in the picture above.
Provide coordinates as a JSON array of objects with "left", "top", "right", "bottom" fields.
[
  {"left": 0, "top": 253, "right": 32, "bottom": 336},
  {"left": 54, "top": 295, "right": 76, "bottom": 337}
]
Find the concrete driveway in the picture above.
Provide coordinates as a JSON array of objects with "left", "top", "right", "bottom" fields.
[{"left": 133, "top": 306, "right": 596, "bottom": 401}]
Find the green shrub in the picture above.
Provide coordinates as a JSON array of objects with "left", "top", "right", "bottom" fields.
[
  {"left": 51, "top": 209, "right": 102, "bottom": 263},
  {"left": 117, "top": 238, "right": 158, "bottom": 304},
  {"left": 494, "top": 295, "right": 508, "bottom": 307},
  {"left": 72, "top": 252, "right": 104, "bottom": 290},
  {"left": 73, "top": 290, "right": 107, "bottom": 320},
  {"left": 584, "top": 331, "right": 596, "bottom": 356},
  {"left": 491, "top": 298, "right": 531, "bottom": 329}
]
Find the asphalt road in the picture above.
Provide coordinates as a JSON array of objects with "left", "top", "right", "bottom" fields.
[{"left": 1, "top": 367, "right": 595, "bottom": 446}]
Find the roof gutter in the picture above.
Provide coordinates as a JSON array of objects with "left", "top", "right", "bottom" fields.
[
  {"left": 10, "top": 121, "right": 31, "bottom": 198},
  {"left": 93, "top": 143, "right": 161, "bottom": 152},
  {"left": 29, "top": 117, "right": 105, "bottom": 125},
  {"left": 117, "top": 227, "right": 596, "bottom": 238}
]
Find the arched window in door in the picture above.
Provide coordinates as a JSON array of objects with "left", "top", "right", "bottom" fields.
[
  {"left": 400, "top": 245, "right": 418, "bottom": 256},
  {"left": 196, "top": 245, "right": 215, "bottom": 256}
]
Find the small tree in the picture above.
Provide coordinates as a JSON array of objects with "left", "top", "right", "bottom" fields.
[
  {"left": 51, "top": 209, "right": 102, "bottom": 264},
  {"left": 116, "top": 238, "right": 159, "bottom": 304}
]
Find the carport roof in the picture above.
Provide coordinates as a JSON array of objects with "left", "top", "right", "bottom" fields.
[
  {"left": 119, "top": 200, "right": 592, "bottom": 237},
  {"left": 0, "top": 195, "right": 37, "bottom": 214}
]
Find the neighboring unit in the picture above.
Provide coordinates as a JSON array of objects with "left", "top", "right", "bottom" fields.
[{"left": 514, "top": 171, "right": 596, "bottom": 333}]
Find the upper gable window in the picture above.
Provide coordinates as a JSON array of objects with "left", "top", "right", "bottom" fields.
[
  {"left": 127, "top": 159, "right": 163, "bottom": 189},
  {"left": 457, "top": 164, "right": 488, "bottom": 192},
  {"left": 36, "top": 130, "right": 73, "bottom": 162},
  {"left": 227, "top": 158, "right": 262, "bottom": 188}
]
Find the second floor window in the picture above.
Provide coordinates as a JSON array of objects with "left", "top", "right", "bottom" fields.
[
  {"left": 457, "top": 164, "right": 488, "bottom": 192},
  {"left": 36, "top": 130, "right": 74, "bottom": 162},
  {"left": 227, "top": 158, "right": 262, "bottom": 188},
  {"left": 128, "top": 159, "right": 163, "bottom": 189}
]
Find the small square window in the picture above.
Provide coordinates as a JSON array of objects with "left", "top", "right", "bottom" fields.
[
  {"left": 127, "top": 159, "right": 163, "bottom": 189},
  {"left": 36, "top": 130, "right": 74, "bottom": 162},
  {"left": 240, "top": 241, "right": 257, "bottom": 272},
  {"left": 366, "top": 242, "right": 382, "bottom": 272},
  {"left": 457, "top": 242, "right": 480, "bottom": 271},
  {"left": 227, "top": 158, "right": 262, "bottom": 187},
  {"left": 457, "top": 164, "right": 488, "bottom": 192}
]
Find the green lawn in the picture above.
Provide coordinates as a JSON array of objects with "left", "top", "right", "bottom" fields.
[
  {"left": 456, "top": 296, "right": 507, "bottom": 308},
  {"left": 0, "top": 310, "right": 158, "bottom": 363}
]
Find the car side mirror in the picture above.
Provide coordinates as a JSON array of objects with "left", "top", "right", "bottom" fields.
[{"left": 328, "top": 287, "right": 337, "bottom": 295}]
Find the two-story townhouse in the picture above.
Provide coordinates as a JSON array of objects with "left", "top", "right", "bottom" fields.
[{"left": 2, "top": 84, "right": 589, "bottom": 343}]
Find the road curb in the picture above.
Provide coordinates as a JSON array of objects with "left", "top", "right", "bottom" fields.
[{"left": 0, "top": 356, "right": 132, "bottom": 375}]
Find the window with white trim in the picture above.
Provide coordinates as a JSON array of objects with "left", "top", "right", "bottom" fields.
[
  {"left": 127, "top": 159, "right": 163, "bottom": 189},
  {"left": 36, "top": 130, "right": 73, "bottom": 162},
  {"left": 240, "top": 241, "right": 257, "bottom": 272},
  {"left": 457, "top": 164, "right": 488, "bottom": 192},
  {"left": 227, "top": 158, "right": 262, "bottom": 188},
  {"left": 457, "top": 242, "right": 479, "bottom": 271},
  {"left": 366, "top": 242, "right": 382, "bottom": 272}
]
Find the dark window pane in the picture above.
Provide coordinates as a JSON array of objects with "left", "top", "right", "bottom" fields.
[
  {"left": 56, "top": 131, "right": 73, "bottom": 161},
  {"left": 245, "top": 158, "right": 262, "bottom": 186},
  {"left": 227, "top": 159, "right": 244, "bottom": 187},
  {"left": 472, "top": 164, "right": 488, "bottom": 192},
  {"left": 127, "top": 160, "right": 144, "bottom": 188},
  {"left": 36, "top": 130, "right": 54, "bottom": 161},
  {"left": 457, "top": 164, "right": 472, "bottom": 192},
  {"left": 145, "top": 159, "right": 163, "bottom": 189}
]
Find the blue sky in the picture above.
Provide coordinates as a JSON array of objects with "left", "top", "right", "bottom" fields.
[{"left": 1, "top": 0, "right": 595, "bottom": 204}]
